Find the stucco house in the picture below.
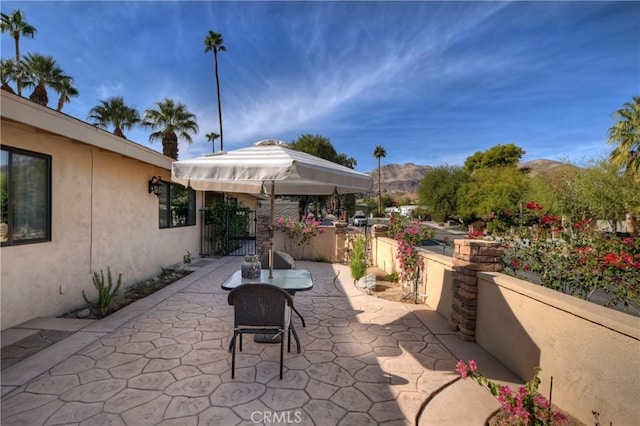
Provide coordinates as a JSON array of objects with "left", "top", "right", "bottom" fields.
[{"left": 0, "top": 91, "right": 206, "bottom": 329}]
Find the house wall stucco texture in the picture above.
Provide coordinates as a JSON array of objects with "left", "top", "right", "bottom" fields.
[{"left": 1, "top": 102, "right": 200, "bottom": 329}]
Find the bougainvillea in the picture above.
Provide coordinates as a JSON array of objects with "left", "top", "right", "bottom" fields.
[
  {"left": 386, "top": 213, "right": 434, "bottom": 290},
  {"left": 456, "top": 360, "right": 568, "bottom": 426},
  {"left": 275, "top": 215, "right": 325, "bottom": 259},
  {"left": 499, "top": 206, "right": 640, "bottom": 310}
]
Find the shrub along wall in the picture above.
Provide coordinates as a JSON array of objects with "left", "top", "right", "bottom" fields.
[{"left": 371, "top": 235, "right": 640, "bottom": 425}]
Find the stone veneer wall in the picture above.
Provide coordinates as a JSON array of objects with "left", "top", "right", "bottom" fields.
[
  {"left": 256, "top": 199, "right": 300, "bottom": 255},
  {"left": 449, "top": 239, "right": 504, "bottom": 342}
]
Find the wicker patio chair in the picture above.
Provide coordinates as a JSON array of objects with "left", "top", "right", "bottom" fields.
[
  {"left": 259, "top": 251, "right": 307, "bottom": 328},
  {"left": 227, "top": 283, "right": 299, "bottom": 379}
]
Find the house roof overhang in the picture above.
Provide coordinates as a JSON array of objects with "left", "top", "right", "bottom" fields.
[{"left": 0, "top": 91, "right": 173, "bottom": 170}]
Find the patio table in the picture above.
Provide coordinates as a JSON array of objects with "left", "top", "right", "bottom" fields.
[
  {"left": 221, "top": 269, "right": 313, "bottom": 294},
  {"left": 222, "top": 269, "right": 313, "bottom": 343}
]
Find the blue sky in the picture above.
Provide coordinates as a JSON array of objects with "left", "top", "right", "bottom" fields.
[{"left": 2, "top": 1, "right": 638, "bottom": 172}]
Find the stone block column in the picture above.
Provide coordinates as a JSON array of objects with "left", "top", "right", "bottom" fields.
[{"left": 450, "top": 239, "right": 505, "bottom": 342}]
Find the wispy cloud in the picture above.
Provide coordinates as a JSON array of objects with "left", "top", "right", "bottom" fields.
[
  {"left": 1, "top": 1, "right": 636, "bottom": 171},
  {"left": 219, "top": 2, "right": 511, "bottom": 147}
]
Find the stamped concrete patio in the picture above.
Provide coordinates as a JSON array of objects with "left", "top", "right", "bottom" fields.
[{"left": 1, "top": 257, "right": 519, "bottom": 425}]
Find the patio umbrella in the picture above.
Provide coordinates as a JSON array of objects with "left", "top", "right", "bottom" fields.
[{"left": 171, "top": 139, "right": 373, "bottom": 277}]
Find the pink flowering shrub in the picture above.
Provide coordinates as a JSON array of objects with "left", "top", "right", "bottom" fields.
[
  {"left": 386, "top": 213, "right": 434, "bottom": 287},
  {"left": 275, "top": 215, "right": 325, "bottom": 259},
  {"left": 501, "top": 213, "right": 640, "bottom": 310},
  {"left": 456, "top": 360, "right": 568, "bottom": 426},
  {"left": 479, "top": 201, "right": 640, "bottom": 311}
]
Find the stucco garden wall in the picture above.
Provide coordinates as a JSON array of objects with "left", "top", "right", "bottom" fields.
[
  {"left": 272, "top": 223, "right": 349, "bottom": 263},
  {"left": 1, "top": 114, "right": 200, "bottom": 329},
  {"left": 475, "top": 272, "right": 640, "bottom": 425},
  {"left": 372, "top": 235, "right": 454, "bottom": 317},
  {"left": 371, "top": 233, "right": 640, "bottom": 425}
]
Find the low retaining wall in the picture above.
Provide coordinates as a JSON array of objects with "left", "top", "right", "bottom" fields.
[
  {"left": 371, "top": 234, "right": 640, "bottom": 425},
  {"left": 475, "top": 272, "right": 640, "bottom": 426},
  {"left": 271, "top": 223, "right": 350, "bottom": 263}
]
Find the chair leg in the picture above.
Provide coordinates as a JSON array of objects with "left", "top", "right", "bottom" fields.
[
  {"left": 279, "top": 329, "right": 284, "bottom": 380},
  {"left": 290, "top": 324, "right": 301, "bottom": 354},
  {"left": 231, "top": 331, "right": 238, "bottom": 379}
]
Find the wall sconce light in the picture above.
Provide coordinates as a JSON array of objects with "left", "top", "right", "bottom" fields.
[
  {"left": 257, "top": 201, "right": 262, "bottom": 209},
  {"left": 148, "top": 176, "right": 163, "bottom": 196}
]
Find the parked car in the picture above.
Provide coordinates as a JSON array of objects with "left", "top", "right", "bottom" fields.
[{"left": 352, "top": 213, "right": 368, "bottom": 227}]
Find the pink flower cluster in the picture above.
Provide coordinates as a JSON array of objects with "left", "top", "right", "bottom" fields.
[
  {"left": 456, "top": 360, "right": 568, "bottom": 426},
  {"left": 275, "top": 215, "right": 325, "bottom": 247}
]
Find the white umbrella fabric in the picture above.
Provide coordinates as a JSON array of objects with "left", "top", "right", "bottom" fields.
[{"left": 171, "top": 140, "right": 373, "bottom": 277}]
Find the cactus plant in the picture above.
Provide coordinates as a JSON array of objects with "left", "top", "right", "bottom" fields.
[
  {"left": 350, "top": 234, "right": 368, "bottom": 282},
  {"left": 82, "top": 268, "right": 122, "bottom": 318}
]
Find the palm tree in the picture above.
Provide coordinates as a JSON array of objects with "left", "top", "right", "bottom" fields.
[
  {"left": 21, "top": 53, "right": 68, "bottom": 107},
  {"left": 607, "top": 96, "right": 640, "bottom": 179},
  {"left": 88, "top": 97, "right": 140, "bottom": 138},
  {"left": 204, "top": 30, "right": 226, "bottom": 151},
  {"left": 0, "top": 58, "right": 16, "bottom": 93},
  {"left": 142, "top": 98, "right": 199, "bottom": 160},
  {"left": 373, "top": 145, "right": 387, "bottom": 215},
  {"left": 205, "top": 131, "right": 220, "bottom": 153},
  {"left": 53, "top": 77, "right": 79, "bottom": 112},
  {"left": 0, "top": 9, "right": 36, "bottom": 96}
]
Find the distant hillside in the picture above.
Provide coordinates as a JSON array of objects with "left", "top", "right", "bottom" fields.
[
  {"left": 368, "top": 159, "right": 573, "bottom": 199},
  {"left": 518, "top": 159, "right": 576, "bottom": 177},
  {"left": 367, "top": 163, "right": 433, "bottom": 198}
]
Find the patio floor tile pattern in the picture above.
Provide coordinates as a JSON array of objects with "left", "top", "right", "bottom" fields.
[{"left": 0, "top": 258, "right": 463, "bottom": 426}]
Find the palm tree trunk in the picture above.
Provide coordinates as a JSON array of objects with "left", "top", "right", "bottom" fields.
[
  {"left": 162, "top": 132, "right": 179, "bottom": 160},
  {"left": 29, "top": 84, "right": 48, "bottom": 106},
  {"left": 377, "top": 158, "right": 382, "bottom": 215},
  {"left": 14, "top": 35, "right": 21, "bottom": 96},
  {"left": 214, "top": 52, "right": 223, "bottom": 152}
]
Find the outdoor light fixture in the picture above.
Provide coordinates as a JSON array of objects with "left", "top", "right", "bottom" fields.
[{"left": 148, "top": 176, "right": 163, "bottom": 196}]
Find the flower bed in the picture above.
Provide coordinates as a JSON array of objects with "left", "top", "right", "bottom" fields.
[{"left": 473, "top": 202, "right": 640, "bottom": 313}]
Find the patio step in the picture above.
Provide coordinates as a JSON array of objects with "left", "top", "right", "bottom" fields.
[{"left": 417, "top": 377, "right": 500, "bottom": 426}]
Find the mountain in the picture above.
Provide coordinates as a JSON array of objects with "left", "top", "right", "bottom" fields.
[
  {"left": 518, "top": 159, "right": 576, "bottom": 177},
  {"left": 367, "top": 163, "right": 433, "bottom": 198},
  {"left": 368, "top": 159, "right": 572, "bottom": 200}
]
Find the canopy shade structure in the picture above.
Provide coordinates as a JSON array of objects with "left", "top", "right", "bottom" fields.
[
  {"left": 171, "top": 140, "right": 373, "bottom": 195},
  {"left": 171, "top": 139, "right": 373, "bottom": 277}
]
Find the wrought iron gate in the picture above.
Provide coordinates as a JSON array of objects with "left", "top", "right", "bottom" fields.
[{"left": 200, "top": 208, "right": 257, "bottom": 256}]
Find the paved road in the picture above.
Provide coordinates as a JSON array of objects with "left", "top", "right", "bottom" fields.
[{"left": 421, "top": 224, "right": 466, "bottom": 257}]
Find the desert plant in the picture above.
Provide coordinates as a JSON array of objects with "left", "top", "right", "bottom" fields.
[
  {"left": 350, "top": 234, "right": 367, "bottom": 282},
  {"left": 82, "top": 268, "right": 122, "bottom": 318},
  {"left": 384, "top": 272, "right": 399, "bottom": 282}
]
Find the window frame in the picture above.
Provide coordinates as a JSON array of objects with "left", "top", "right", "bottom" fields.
[
  {"left": 1, "top": 145, "right": 52, "bottom": 246},
  {"left": 158, "top": 180, "right": 196, "bottom": 229}
]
